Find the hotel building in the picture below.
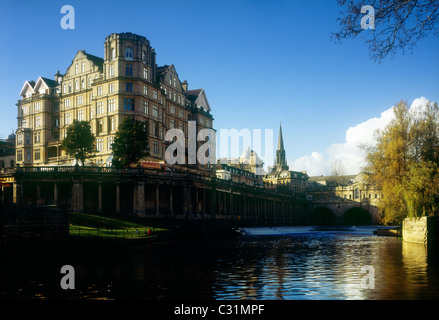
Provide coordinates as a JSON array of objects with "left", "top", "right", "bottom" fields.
[{"left": 15, "top": 32, "right": 214, "bottom": 169}]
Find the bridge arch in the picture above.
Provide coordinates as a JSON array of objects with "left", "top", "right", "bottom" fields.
[
  {"left": 310, "top": 207, "right": 336, "bottom": 226},
  {"left": 343, "top": 207, "right": 372, "bottom": 225}
]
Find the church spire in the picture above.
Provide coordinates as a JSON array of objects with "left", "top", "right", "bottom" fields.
[
  {"left": 275, "top": 122, "right": 289, "bottom": 171},
  {"left": 278, "top": 122, "right": 285, "bottom": 151}
]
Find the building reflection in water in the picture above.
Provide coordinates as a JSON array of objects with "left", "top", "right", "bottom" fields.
[
  {"left": 212, "top": 233, "right": 439, "bottom": 300},
  {"left": 3, "top": 231, "right": 439, "bottom": 300},
  {"left": 401, "top": 241, "right": 429, "bottom": 299}
]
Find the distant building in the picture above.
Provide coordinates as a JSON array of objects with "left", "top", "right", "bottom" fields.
[
  {"left": 217, "top": 148, "right": 265, "bottom": 184},
  {"left": 15, "top": 32, "right": 214, "bottom": 169},
  {"left": 237, "top": 148, "right": 265, "bottom": 176},
  {"left": 0, "top": 133, "right": 16, "bottom": 169},
  {"left": 214, "top": 163, "right": 259, "bottom": 186},
  {"left": 263, "top": 123, "right": 308, "bottom": 196},
  {"left": 306, "top": 172, "right": 382, "bottom": 202},
  {"left": 335, "top": 172, "right": 382, "bottom": 201}
]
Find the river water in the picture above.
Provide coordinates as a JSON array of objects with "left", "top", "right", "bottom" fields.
[{"left": 1, "top": 226, "right": 439, "bottom": 300}]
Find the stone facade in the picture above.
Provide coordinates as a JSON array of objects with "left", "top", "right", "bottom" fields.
[
  {"left": 307, "top": 172, "right": 381, "bottom": 204},
  {"left": 15, "top": 32, "right": 214, "bottom": 169},
  {"left": 402, "top": 216, "right": 439, "bottom": 244}
]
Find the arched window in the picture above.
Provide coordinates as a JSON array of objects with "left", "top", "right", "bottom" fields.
[
  {"left": 125, "top": 46, "right": 133, "bottom": 60},
  {"left": 355, "top": 188, "right": 360, "bottom": 199}
]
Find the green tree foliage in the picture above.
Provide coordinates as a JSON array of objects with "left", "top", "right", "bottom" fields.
[
  {"left": 61, "top": 120, "right": 95, "bottom": 166},
  {"left": 332, "top": 0, "right": 439, "bottom": 62},
  {"left": 365, "top": 100, "right": 439, "bottom": 224},
  {"left": 111, "top": 117, "right": 149, "bottom": 168}
]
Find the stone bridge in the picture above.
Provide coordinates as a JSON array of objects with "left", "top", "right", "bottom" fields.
[{"left": 307, "top": 198, "right": 381, "bottom": 225}]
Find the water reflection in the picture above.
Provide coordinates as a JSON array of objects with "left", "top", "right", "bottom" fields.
[
  {"left": 401, "top": 242, "right": 429, "bottom": 299},
  {"left": 1, "top": 227, "right": 439, "bottom": 300},
  {"left": 213, "top": 228, "right": 439, "bottom": 300}
]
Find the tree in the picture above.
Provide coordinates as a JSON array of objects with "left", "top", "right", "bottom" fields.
[
  {"left": 332, "top": 0, "right": 439, "bottom": 62},
  {"left": 364, "top": 100, "right": 439, "bottom": 224},
  {"left": 61, "top": 120, "right": 95, "bottom": 166},
  {"left": 328, "top": 159, "right": 347, "bottom": 186},
  {"left": 111, "top": 117, "right": 149, "bottom": 168}
]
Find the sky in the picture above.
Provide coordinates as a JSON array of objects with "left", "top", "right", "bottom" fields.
[{"left": 1, "top": 0, "right": 438, "bottom": 176}]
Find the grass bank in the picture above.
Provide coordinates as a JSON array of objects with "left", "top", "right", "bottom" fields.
[{"left": 69, "top": 212, "right": 169, "bottom": 239}]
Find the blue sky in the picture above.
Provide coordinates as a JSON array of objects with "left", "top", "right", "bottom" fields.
[{"left": 1, "top": 0, "right": 438, "bottom": 175}]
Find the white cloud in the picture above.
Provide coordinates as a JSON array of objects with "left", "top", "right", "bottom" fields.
[
  {"left": 292, "top": 152, "right": 326, "bottom": 177},
  {"left": 291, "top": 97, "right": 433, "bottom": 177}
]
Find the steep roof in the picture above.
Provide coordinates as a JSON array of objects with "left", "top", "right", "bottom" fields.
[
  {"left": 82, "top": 51, "right": 104, "bottom": 71},
  {"left": 156, "top": 65, "right": 171, "bottom": 73},
  {"left": 19, "top": 80, "right": 35, "bottom": 97},
  {"left": 187, "top": 89, "right": 202, "bottom": 98},
  {"left": 187, "top": 88, "right": 211, "bottom": 112},
  {"left": 40, "top": 77, "right": 58, "bottom": 88}
]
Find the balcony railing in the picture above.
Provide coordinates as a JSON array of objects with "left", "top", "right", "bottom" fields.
[{"left": 1, "top": 166, "right": 302, "bottom": 198}]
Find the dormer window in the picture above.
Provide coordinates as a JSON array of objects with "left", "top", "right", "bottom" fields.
[{"left": 125, "top": 47, "right": 133, "bottom": 60}]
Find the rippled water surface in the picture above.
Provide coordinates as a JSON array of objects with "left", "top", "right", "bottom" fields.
[{"left": 1, "top": 226, "right": 439, "bottom": 300}]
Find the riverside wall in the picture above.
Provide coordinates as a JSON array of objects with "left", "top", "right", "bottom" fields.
[{"left": 402, "top": 216, "right": 439, "bottom": 245}]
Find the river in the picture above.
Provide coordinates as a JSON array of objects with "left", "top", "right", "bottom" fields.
[{"left": 1, "top": 226, "right": 439, "bottom": 300}]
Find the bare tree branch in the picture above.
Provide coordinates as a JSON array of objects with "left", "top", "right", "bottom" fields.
[{"left": 332, "top": 0, "right": 439, "bottom": 62}]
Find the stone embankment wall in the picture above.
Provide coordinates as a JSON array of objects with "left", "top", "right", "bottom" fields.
[{"left": 402, "top": 216, "right": 439, "bottom": 244}]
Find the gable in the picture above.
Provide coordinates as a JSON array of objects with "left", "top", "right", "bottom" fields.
[
  {"left": 19, "top": 81, "right": 35, "bottom": 98},
  {"left": 158, "top": 64, "right": 184, "bottom": 93},
  {"left": 31, "top": 77, "right": 59, "bottom": 95},
  {"left": 33, "top": 77, "right": 50, "bottom": 94},
  {"left": 194, "top": 89, "right": 211, "bottom": 112},
  {"left": 64, "top": 50, "right": 104, "bottom": 78}
]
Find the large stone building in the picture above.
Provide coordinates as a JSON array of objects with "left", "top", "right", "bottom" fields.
[
  {"left": 263, "top": 124, "right": 309, "bottom": 196},
  {"left": 15, "top": 32, "right": 214, "bottom": 169},
  {"left": 307, "top": 172, "right": 382, "bottom": 202}
]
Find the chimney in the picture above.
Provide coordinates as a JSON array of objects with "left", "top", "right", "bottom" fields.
[
  {"left": 182, "top": 80, "right": 188, "bottom": 93},
  {"left": 55, "top": 70, "right": 63, "bottom": 84}
]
